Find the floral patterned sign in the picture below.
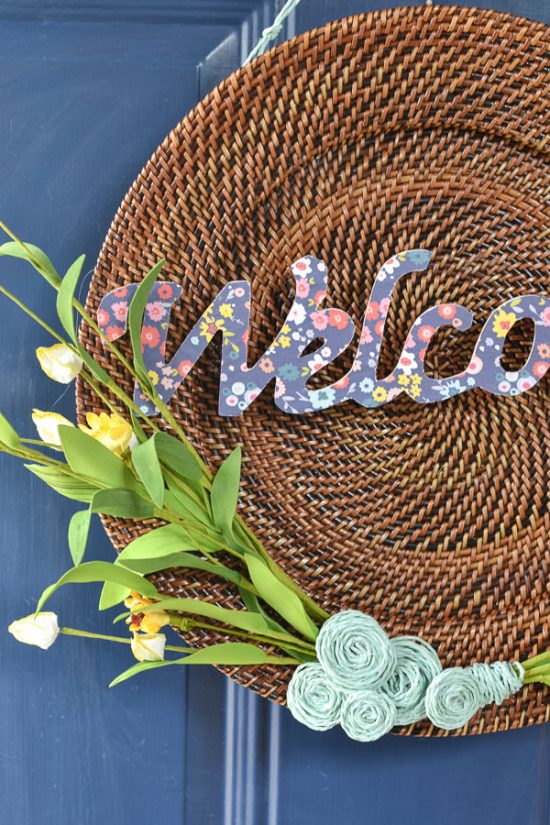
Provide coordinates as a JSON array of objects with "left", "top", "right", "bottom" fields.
[{"left": 97, "top": 250, "right": 550, "bottom": 416}]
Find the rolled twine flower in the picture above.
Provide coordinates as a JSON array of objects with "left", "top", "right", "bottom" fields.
[
  {"left": 381, "top": 636, "right": 442, "bottom": 726},
  {"left": 340, "top": 690, "right": 397, "bottom": 742},
  {"left": 425, "top": 661, "right": 523, "bottom": 730},
  {"left": 287, "top": 662, "right": 343, "bottom": 731},
  {"left": 316, "top": 610, "right": 396, "bottom": 690}
]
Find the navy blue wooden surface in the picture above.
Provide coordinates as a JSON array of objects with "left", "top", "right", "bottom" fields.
[{"left": 0, "top": 3, "right": 548, "bottom": 824}]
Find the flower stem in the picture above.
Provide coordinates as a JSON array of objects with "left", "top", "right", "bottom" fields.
[{"left": 59, "top": 626, "right": 192, "bottom": 654}]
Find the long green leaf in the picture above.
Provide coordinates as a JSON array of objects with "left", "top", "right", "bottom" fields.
[
  {"left": 245, "top": 556, "right": 319, "bottom": 642},
  {"left": 68, "top": 508, "right": 92, "bottom": 565},
  {"left": 120, "top": 552, "right": 247, "bottom": 590},
  {"left": 91, "top": 488, "right": 154, "bottom": 519},
  {"left": 56, "top": 254, "right": 85, "bottom": 342},
  {"left": 211, "top": 447, "right": 241, "bottom": 537},
  {"left": 36, "top": 560, "right": 157, "bottom": 612},
  {"left": 25, "top": 463, "right": 98, "bottom": 502},
  {"left": 59, "top": 426, "right": 137, "bottom": 490},
  {"left": 0, "top": 412, "right": 21, "bottom": 448},
  {"left": 154, "top": 431, "right": 203, "bottom": 482},
  {"left": 127, "top": 259, "right": 165, "bottom": 388},
  {"left": 109, "top": 642, "right": 288, "bottom": 687},
  {"left": 116, "top": 524, "right": 196, "bottom": 562},
  {"left": 137, "top": 596, "right": 270, "bottom": 634},
  {"left": 131, "top": 436, "right": 165, "bottom": 508},
  {"left": 0, "top": 240, "right": 61, "bottom": 287}
]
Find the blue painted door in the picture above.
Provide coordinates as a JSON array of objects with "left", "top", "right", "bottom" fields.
[{"left": 1, "top": 2, "right": 548, "bottom": 823}]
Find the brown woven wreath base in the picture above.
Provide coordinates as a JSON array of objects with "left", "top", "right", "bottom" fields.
[{"left": 77, "top": 6, "right": 549, "bottom": 735}]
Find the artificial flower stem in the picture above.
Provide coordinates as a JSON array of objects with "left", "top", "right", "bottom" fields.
[
  {"left": 0, "top": 283, "right": 67, "bottom": 345},
  {"left": 60, "top": 626, "right": 192, "bottom": 653},
  {"left": 168, "top": 614, "right": 316, "bottom": 655}
]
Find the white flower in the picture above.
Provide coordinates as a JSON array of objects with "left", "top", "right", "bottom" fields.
[
  {"left": 8, "top": 612, "right": 59, "bottom": 649},
  {"left": 32, "top": 409, "right": 74, "bottom": 448},
  {"left": 288, "top": 304, "right": 306, "bottom": 325},
  {"left": 36, "top": 344, "right": 83, "bottom": 383},
  {"left": 131, "top": 632, "right": 166, "bottom": 662}
]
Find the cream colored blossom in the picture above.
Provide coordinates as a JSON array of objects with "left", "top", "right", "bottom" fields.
[
  {"left": 131, "top": 632, "right": 166, "bottom": 662},
  {"left": 32, "top": 409, "right": 74, "bottom": 448},
  {"left": 36, "top": 344, "right": 83, "bottom": 383},
  {"left": 8, "top": 612, "right": 59, "bottom": 649}
]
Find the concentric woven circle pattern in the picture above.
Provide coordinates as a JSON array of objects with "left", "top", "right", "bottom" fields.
[{"left": 78, "top": 6, "right": 549, "bottom": 735}]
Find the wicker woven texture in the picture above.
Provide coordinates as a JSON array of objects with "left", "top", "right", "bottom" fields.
[{"left": 77, "top": 6, "right": 549, "bottom": 736}]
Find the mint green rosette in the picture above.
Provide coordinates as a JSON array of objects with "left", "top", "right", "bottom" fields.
[
  {"left": 286, "top": 662, "right": 344, "bottom": 731},
  {"left": 381, "top": 636, "right": 442, "bottom": 726},
  {"left": 316, "top": 610, "right": 397, "bottom": 691},
  {"left": 425, "top": 661, "right": 523, "bottom": 730},
  {"left": 340, "top": 690, "right": 397, "bottom": 742}
]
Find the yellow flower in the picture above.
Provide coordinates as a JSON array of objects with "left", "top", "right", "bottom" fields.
[
  {"left": 125, "top": 591, "right": 169, "bottom": 634},
  {"left": 372, "top": 387, "right": 387, "bottom": 402},
  {"left": 79, "top": 412, "right": 136, "bottom": 456},
  {"left": 398, "top": 374, "right": 410, "bottom": 387},
  {"left": 32, "top": 409, "right": 74, "bottom": 449},
  {"left": 278, "top": 335, "right": 291, "bottom": 349},
  {"left": 492, "top": 309, "right": 517, "bottom": 338},
  {"left": 219, "top": 303, "right": 233, "bottom": 319},
  {"left": 408, "top": 384, "right": 421, "bottom": 399},
  {"left": 410, "top": 373, "right": 422, "bottom": 385},
  {"left": 36, "top": 343, "right": 83, "bottom": 384},
  {"left": 148, "top": 369, "right": 159, "bottom": 386}
]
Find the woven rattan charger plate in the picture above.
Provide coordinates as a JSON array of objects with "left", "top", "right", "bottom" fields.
[{"left": 77, "top": 6, "right": 549, "bottom": 736}]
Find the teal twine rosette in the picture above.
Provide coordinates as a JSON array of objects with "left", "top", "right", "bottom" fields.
[
  {"left": 381, "top": 636, "right": 443, "bottom": 726},
  {"left": 286, "top": 662, "right": 344, "bottom": 731},
  {"left": 425, "top": 661, "right": 524, "bottom": 730},
  {"left": 340, "top": 690, "right": 396, "bottom": 742},
  {"left": 315, "top": 610, "right": 397, "bottom": 691}
]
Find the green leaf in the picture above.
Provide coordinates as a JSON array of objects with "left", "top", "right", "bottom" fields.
[
  {"left": 137, "top": 596, "right": 270, "bottom": 634},
  {"left": 91, "top": 488, "right": 154, "bottom": 519},
  {"left": 25, "top": 463, "right": 98, "bottom": 502},
  {"left": 76, "top": 344, "right": 111, "bottom": 384},
  {"left": 121, "top": 552, "right": 248, "bottom": 589},
  {"left": 154, "top": 431, "right": 203, "bottom": 482},
  {"left": 68, "top": 508, "right": 92, "bottom": 565},
  {"left": 109, "top": 642, "right": 283, "bottom": 687},
  {"left": 56, "top": 254, "right": 85, "bottom": 342},
  {"left": 211, "top": 447, "right": 241, "bottom": 537},
  {"left": 58, "top": 426, "right": 137, "bottom": 490},
  {"left": 245, "top": 556, "right": 319, "bottom": 642},
  {"left": 0, "top": 240, "right": 61, "bottom": 288},
  {"left": 164, "top": 483, "right": 212, "bottom": 528},
  {"left": 128, "top": 259, "right": 165, "bottom": 388},
  {"left": 116, "top": 524, "right": 196, "bottom": 563},
  {"left": 98, "top": 581, "right": 132, "bottom": 611},
  {"left": 0, "top": 412, "right": 21, "bottom": 448},
  {"left": 131, "top": 436, "right": 165, "bottom": 508},
  {"left": 36, "top": 560, "right": 157, "bottom": 613}
]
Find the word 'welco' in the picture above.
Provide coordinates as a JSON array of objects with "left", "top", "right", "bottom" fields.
[{"left": 97, "top": 250, "right": 550, "bottom": 416}]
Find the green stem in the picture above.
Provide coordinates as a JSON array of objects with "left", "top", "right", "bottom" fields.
[
  {"left": 60, "top": 626, "right": 192, "bottom": 654},
  {"left": 168, "top": 613, "right": 314, "bottom": 656}
]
